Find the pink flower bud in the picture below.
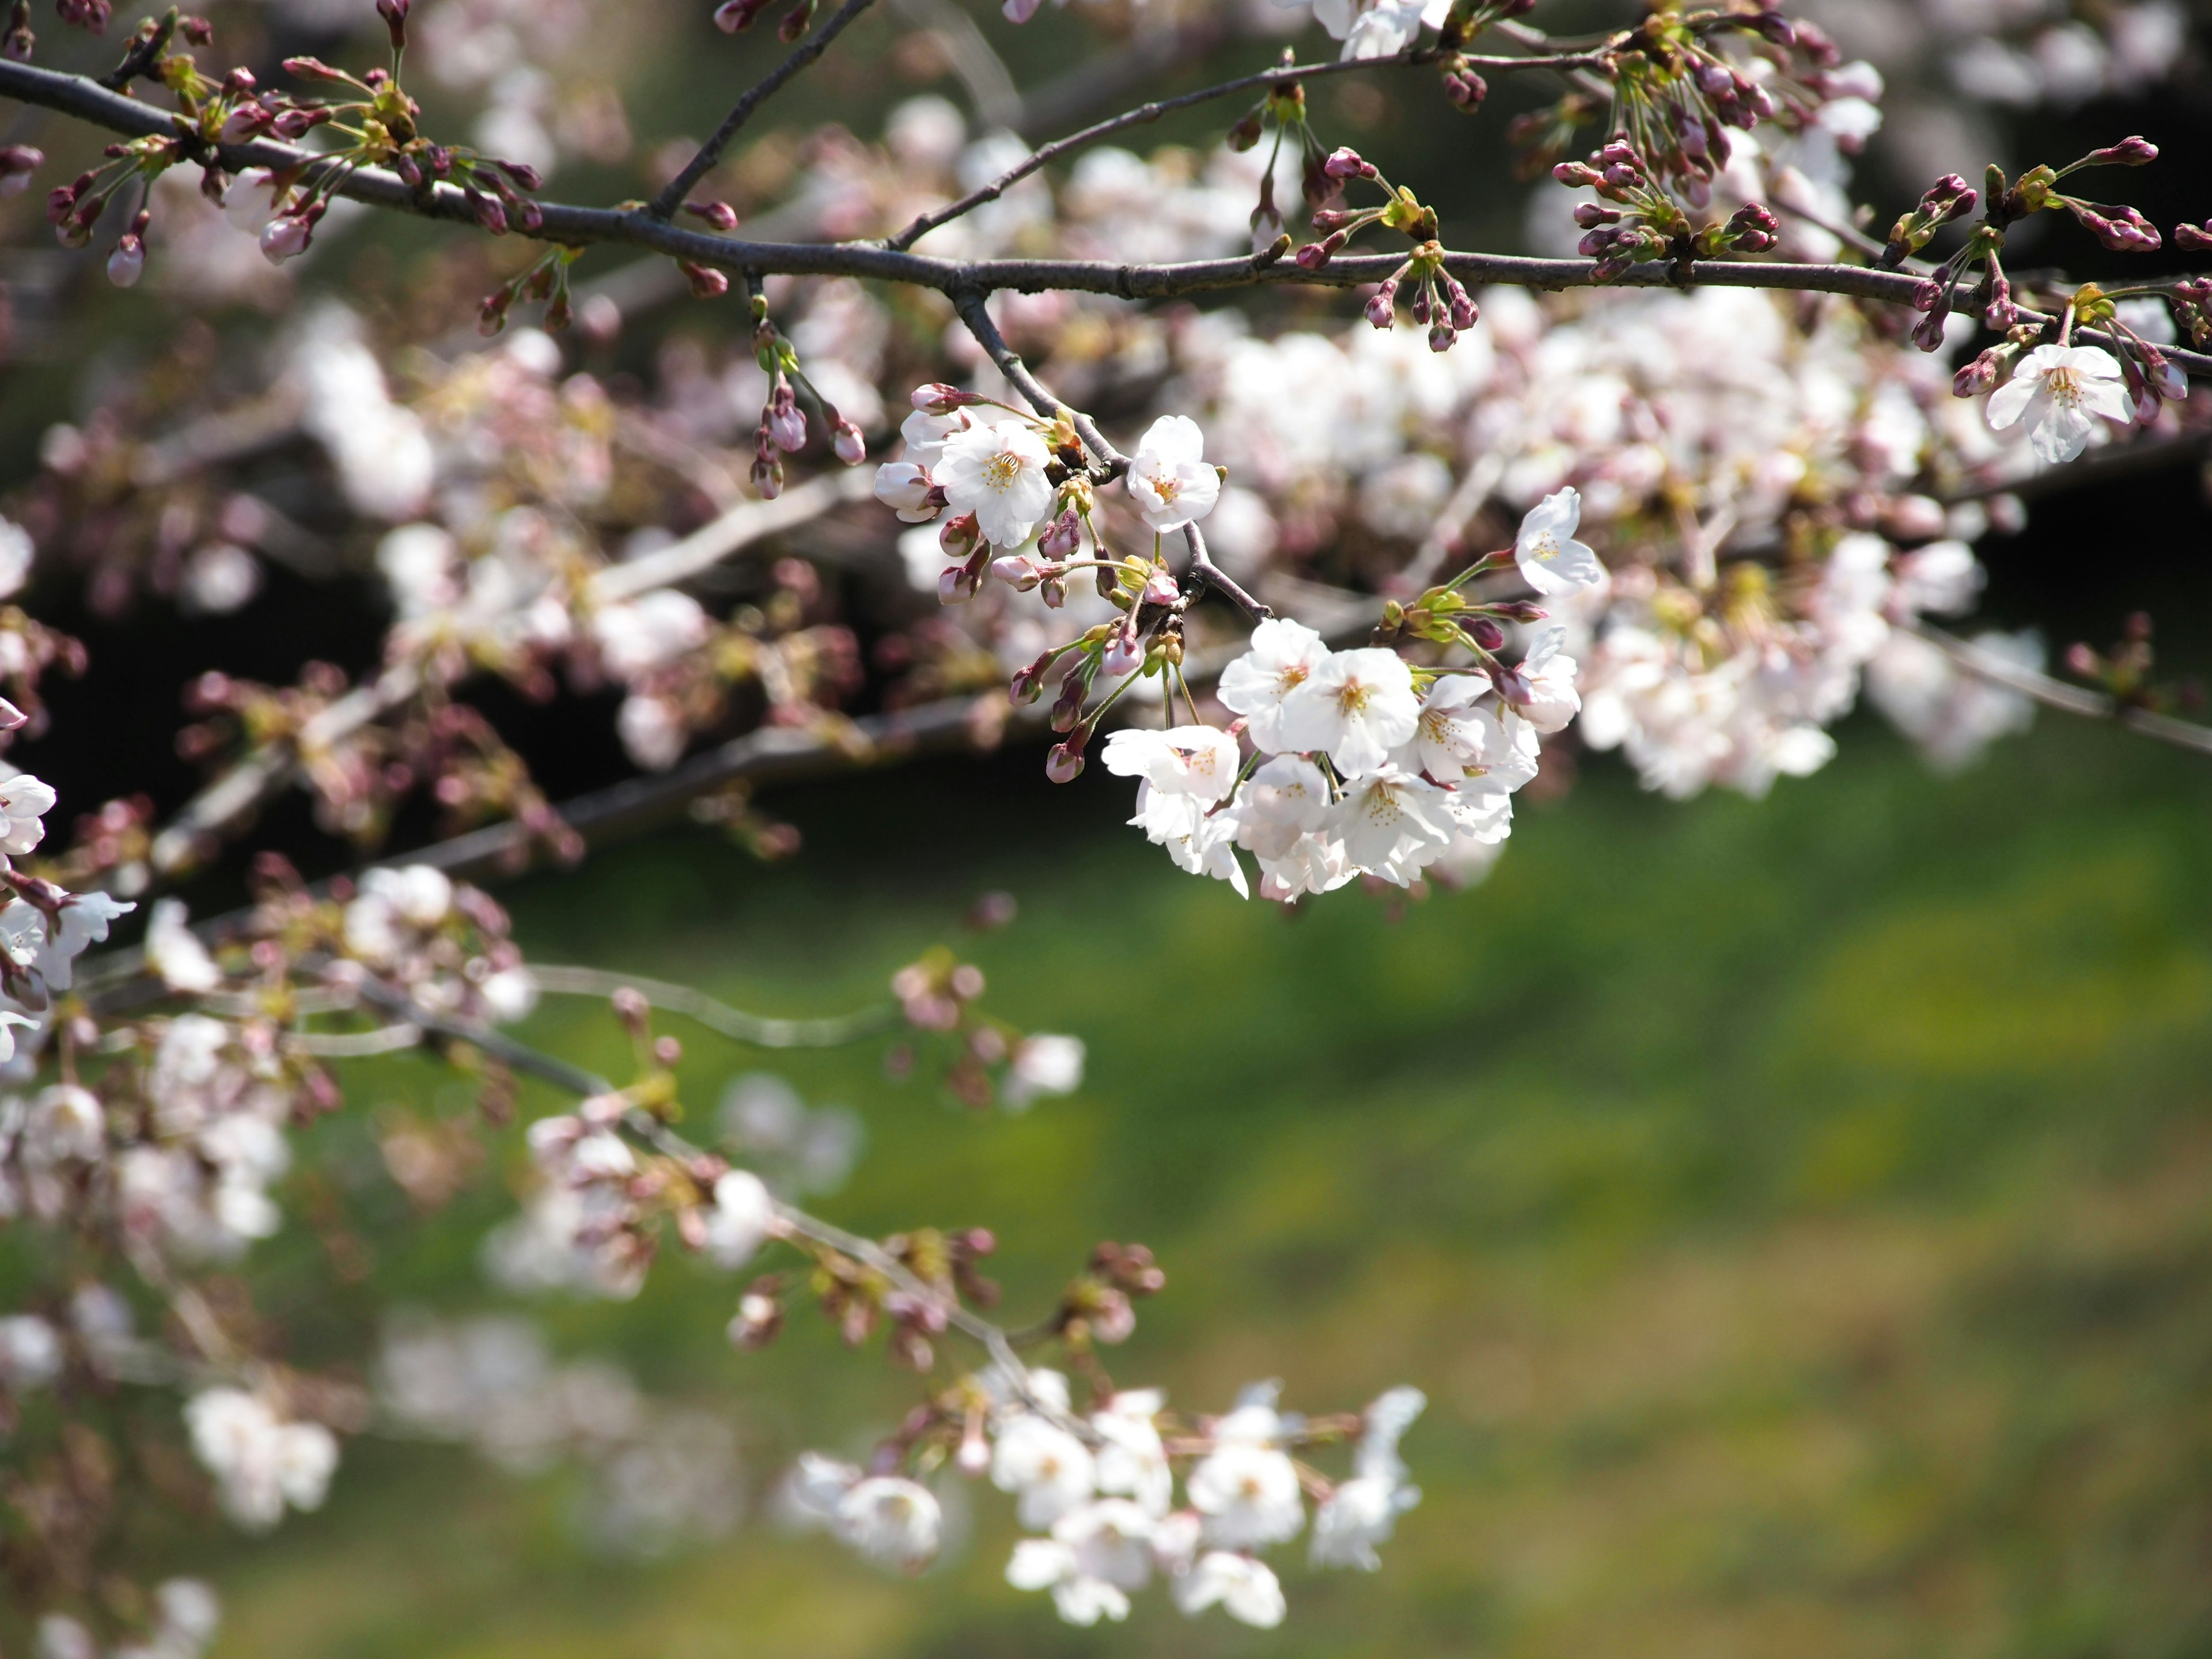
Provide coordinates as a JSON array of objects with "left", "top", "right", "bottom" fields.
[
  {"left": 938, "top": 512, "right": 982, "bottom": 559},
  {"left": 684, "top": 199, "right": 740, "bottom": 230},
  {"left": 1363, "top": 282, "right": 1397, "bottom": 330},
  {"left": 713, "top": 0, "right": 767, "bottom": 28},
  {"left": 991, "top": 555, "right": 1041, "bottom": 591},
  {"left": 469, "top": 190, "right": 509, "bottom": 235},
  {"left": 910, "top": 382, "right": 973, "bottom": 415},
  {"left": 1428, "top": 323, "right": 1456, "bottom": 353},
  {"left": 1444, "top": 278, "right": 1478, "bottom": 331},
  {"left": 1045, "top": 741, "right": 1085, "bottom": 783},
  {"left": 766, "top": 381, "right": 808, "bottom": 453},
  {"left": 1141, "top": 567, "right": 1180, "bottom": 607},
  {"left": 1009, "top": 649, "right": 1057, "bottom": 703},
  {"left": 938, "top": 565, "right": 969, "bottom": 604},
  {"left": 1952, "top": 349, "right": 2000, "bottom": 397},
  {"left": 106, "top": 232, "right": 144, "bottom": 287},
  {"left": 2088, "top": 136, "right": 2157, "bottom": 167},
  {"left": 1572, "top": 202, "right": 1619, "bottom": 229},
  {"left": 0, "top": 146, "right": 43, "bottom": 199},
  {"left": 832, "top": 417, "right": 866, "bottom": 466},
  {"left": 751, "top": 453, "right": 784, "bottom": 499},
  {"left": 1551, "top": 161, "right": 1601, "bottom": 187},
  {"left": 376, "top": 0, "right": 407, "bottom": 48},
  {"left": 259, "top": 213, "right": 313, "bottom": 263},
  {"left": 2175, "top": 221, "right": 2212, "bottom": 252},
  {"left": 681, "top": 260, "right": 729, "bottom": 298},
  {"left": 1323, "top": 146, "right": 1376, "bottom": 180},
  {"left": 1468, "top": 616, "right": 1505, "bottom": 652},
  {"left": 1444, "top": 68, "right": 1486, "bottom": 109},
  {"left": 1101, "top": 620, "right": 1143, "bottom": 678}
]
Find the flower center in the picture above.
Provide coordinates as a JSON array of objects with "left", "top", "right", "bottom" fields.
[
  {"left": 1335, "top": 680, "right": 1372, "bottom": 718},
  {"left": 2044, "top": 366, "right": 2082, "bottom": 409},
  {"left": 1528, "top": 532, "right": 1559, "bottom": 562},
  {"left": 1152, "top": 474, "right": 1180, "bottom": 502},
  {"left": 1274, "top": 664, "right": 1309, "bottom": 696},
  {"left": 983, "top": 450, "right": 1025, "bottom": 490}
]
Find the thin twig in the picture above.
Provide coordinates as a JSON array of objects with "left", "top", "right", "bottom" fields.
[
  {"left": 649, "top": 0, "right": 881, "bottom": 219},
  {"left": 1908, "top": 620, "right": 2212, "bottom": 756},
  {"left": 950, "top": 288, "right": 1130, "bottom": 472},
  {"left": 885, "top": 45, "right": 1600, "bottom": 252},
  {"left": 527, "top": 963, "right": 895, "bottom": 1047},
  {"left": 1181, "top": 522, "right": 1270, "bottom": 621}
]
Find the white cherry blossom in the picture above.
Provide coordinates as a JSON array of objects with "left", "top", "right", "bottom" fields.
[
  {"left": 992, "top": 1404, "right": 1098, "bottom": 1528},
  {"left": 184, "top": 1388, "right": 339, "bottom": 1531},
  {"left": 1278, "top": 647, "right": 1421, "bottom": 775},
  {"left": 1101, "top": 725, "right": 1241, "bottom": 802},
  {"left": 1092, "top": 1389, "right": 1173, "bottom": 1516},
  {"left": 0, "top": 772, "right": 55, "bottom": 856},
  {"left": 1502, "top": 625, "right": 1582, "bottom": 734},
  {"left": 1003, "top": 1033, "right": 1085, "bottom": 1109},
  {"left": 1186, "top": 1439, "right": 1304, "bottom": 1549},
  {"left": 1172, "top": 1550, "right": 1287, "bottom": 1627},
  {"left": 1130, "top": 786, "right": 1250, "bottom": 897},
  {"left": 937, "top": 419, "right": 1056, "bottom": 548},
  {"left": 834, "top": 1476, "right": 942, "bottom": 1571},
  {"left": 1986, "top": 344, "right": 2130, "bottom": 464},
  {"left": 1513, "top": 487, "right": 1605, "bottom": 596},
  {"left": 702, "top": 1169, "right": 775, "bottom": 1268},
  {"left": 1124, "top": 415, "right": 1221, "bottom": 533},
  {"left": 1332, "top": 767, "right": 1456, "bottom": 873},
  {"left": 1218, "top": 618, "right": 1334, "bottom": 753},
  {"left": 1393, "top": 673, "right": 1498, "bottom": 779}
]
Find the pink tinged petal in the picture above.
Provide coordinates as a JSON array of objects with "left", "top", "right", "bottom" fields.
[
  {"left": 1134, "top": 415, "right": 1205, "bottom": 465},
  {"left": 1984, "top": 377, "right": 2037, "bottom": 430}
]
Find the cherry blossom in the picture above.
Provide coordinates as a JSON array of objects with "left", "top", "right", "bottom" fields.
[
  {"left": 1219, "top": 619, "right": 1334, "bottom": 754},
  {"left": 1124, "top": 416, "right": 1222, "bottom": 535},
  {"left": 1513, "top": 487, "right": 1606, "bottom": 597},
  {"left": 1279, "top": 647, "right": 1422, "bottom": 774},
  {"left": 1172, "top": 1549, "right": 1287, "bottom": 1627},
  {"left": 936, "top": 421, "right": 1056, "bottom": 549},
  {"left": 0, "top": 772, "right": 55, "bottom": 857},
  {"left": 184, "top": 1388, "right": 340, "bottom": 1531},
  {"left": 1101, "top": 726, "right": 1241, "bottom": 802},
  {"left": 1986, "top": 345, "right": 2131, "bottom": 464}
]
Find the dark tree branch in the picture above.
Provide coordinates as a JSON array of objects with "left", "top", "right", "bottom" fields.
[
  {"left": 885, "top": 44, "right": 1602, "bottom": 252},
  {"left": 1181, "top": 522, "right": 1271, "bottom": 621},
  {"left": 648, "top": 0, "right": 881, "bottom": 219}
]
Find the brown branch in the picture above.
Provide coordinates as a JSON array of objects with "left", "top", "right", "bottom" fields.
[
  {"left": 1907, "top": 620, "right": 2212, "bottom": 756},
  {"left": 10, "top": 58, "right": 2161, "bottom": 343},
  {"left": 885, "top": 44, "right": 1602, "bottom": 252},
  {"left": 648, "top": 0, "right": 881, "bottom": 220}
]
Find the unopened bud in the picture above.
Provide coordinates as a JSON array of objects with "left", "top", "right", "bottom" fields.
[
  {"left": 1468, "top": 616, "right": 1506, "bottom": 652},
  {"left": 684, "top": 198, "right": 740, "bottom": 230},
  {"left": 1952, "top": 348, "right": 2001, "bottom": 397},
  {"left": 1045, "top": 740, "right": 1086, "bottom": 783},
  {"left": 106, "top": 231, "right": 145, "bottom": 287},
  {"left": 1364, "top": 280, "right": 1397, "bottom": 329},
  {"left": 376, "top": 0, "right": 407, "bottom": 48},
  {"left": 910, "top": 382, "right": 974, "bottom": 415},
  {"left": 1323, "top": 145, "right": 1377, "bottom": 180},
  {"left": 1427, "top": 322, "right": 1456, "bottom": 353},
  {"left": 831, "top": 416, "right": 865, "bottom": 466},
  {"left": 680, "top": 260, "right": 729, "bottom": 298},
  {"left": 0, "top": 145, "right": 41, "bottom": 199},
  {"left": 1101, "top": 619, "right": 1143, "bottom": 678},
  {"left": 2087, "top": 136, "right": 2157, "bottom": 168},
  {"left": 939, "top": 512, "right": 982, "bottom": 559},
  {"left": 1038, "top": 507, "right": 1081, "bottom": 559}
]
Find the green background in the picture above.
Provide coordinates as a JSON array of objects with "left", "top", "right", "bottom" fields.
[{"left": 173, "top": 708, "right": 2212, "bottom": 1658}]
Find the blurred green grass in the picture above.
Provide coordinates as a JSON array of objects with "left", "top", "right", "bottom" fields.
[{"left": 186, "top": 713, "right": 2212, "bottom": 1658}]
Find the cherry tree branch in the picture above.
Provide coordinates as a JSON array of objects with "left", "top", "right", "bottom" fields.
[
  {"left": 1907, "top": 620, "right": 2212, "bottom": 756},
  {"left": 527, "top": 963, "right": 896, "bottom": 1047},
  {"left": 649, "top": 0, "right": 882, "bottom": 219},
  {"left": 884, "top": 44, "right": 1601, "bottom": 252},
  {"left": 22, "top": 55, "right": 2207, "bottom": 358},
  {"left": 1180, "top": 522, "right": 1271, "bottom": 621}
]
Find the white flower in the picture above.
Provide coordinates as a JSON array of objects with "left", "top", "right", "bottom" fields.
[
  {"left": 937, "top": 419, "right": 1056, "bottom": 548},
  {"left": 146, "top": 899, "right": 222, "bottom": 994},
  {"left": 992, "top": 1408, "right": 1097, "bottom": 1529},
  {"left": 834, "top": 1476, "right": 941, "bottom": 1571},
  {"left": 1101, "top": 725, "right": 1241, "bottom": 802},
  {"left": 897, "top": 406, "right": 974, "bottom": 467},
  {"left": 152, "top": 1579, "right": 222, "bottom": 1656},
  {"left": 1218, "top": 618, "right": 1334, "bottom": 753},
  {"left": 1502, "top": 625, "right": 1581, "bottom": 734},
  {"left": 1124, "top": 415, "right": 1221, "bottom": 533},
  {"left": 1092, "top": 1389, "right": 1173, "bottom": 1516},
  {"left": 24, "top": 1084, "right": 104, "bottom": 1167},
  {"left": 1003, "top": 1034, "right": 1085, "bottom": 1110},
  {"left": 594, "top": 590, "right": 711, "bottom": 679},
  {"left": 1279, "top": 647, "right": 1421, "bottom": 774},
  {"left": 873, "top": 460, "right": 940, "bottom": 522},
  {"left": 0, "top": 772, "right": 55, "bottom": 856},
  {"left": 1512, "top": 487, "right": 1605, "bottom": 596},
  {"left": 1986, "top": 344, "right": 2130, "bottom": 464},
  {"left": 1309, "top": 1475, "right": 1418, "bottom": 1570},
  {"left": 1231, "top": 755, "right": 1332, "bottom": 859},
  {"left": 1393, "top": 673, "right": 1499, "bottom": 779},
  {"left": 365, "top": 864, "right": 453, "bottom": 927},
  {"left": 1186, "top": 1439, "right": 1304, "bottom": 1548},
  {"left": 184, "top": 1388, "right": 339, "bottom": 1531},
  {"left": 1130, "top": 787, "right": 1249, "bottom": 897},
  {"left": 1006, "top": 1538, "right": 1131, "bottom": 1626},
  {"left": 0, "top": 1313, "right": 62, "bottom": 1389},
  {"left": 1332, "top": 767, "right": 1456, "bottom": 873},
  {"left": 702, "top": 1168, "right": 775, "bottom": 1268},
  {"left": 36, "top": 891, "right": 134, "bottom": 992},
  {"left": 36, "top": 1615, "right": 97, "bottom": 1659},
  {"left": 1172, "top": 1550, "right": 1287, "bottom": 1627}
]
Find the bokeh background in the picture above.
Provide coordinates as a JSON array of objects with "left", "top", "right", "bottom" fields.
[
  {"left": 117, "top": 699, "right": 2212, "bottom": 1659},
  {"left": 7, "top": 0, "right": 2212, "bottom": 1653}
]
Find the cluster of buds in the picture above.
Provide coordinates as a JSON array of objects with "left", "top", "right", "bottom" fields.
[
  {"left": 2071, "top": 285, "right": 2191, "bottom": 421},
  {"left": 2158, "top": 277, "right": 2212, "bottom": 347},
  {"left": 744, "top": 297, "right": 867, "bottom": 499},
  {"left": 478, "top": 245, "right": 584, "bottom": 336},
  {"left": 2064, "top": 611, "right": 2201, "bottom": 714},
  {"left": 1880, "top": 173, "right": 1978, "bottom": 268},
  {"left": 1373, "top": 559, "right": 1547, "bottom": 671},
  {"left": 1047, "top": 1240, "right": 1166, "bottom": 1348},
  {"left": 1362, "top": 240, "right": 1479, "bottom": 353},
  {"left": 1031, "top": 556, "right": 1197, "bottom": 783},
  {"left": 1224, "top": 70, "right": 1336, "bottom": 253},
  {"left": 1553, "top": 139, "right": 1702, "bottom": 279},
  {"left": 1998, "top": 138, "right": 2162, "bottom": 252},
  {"left": 1297, "top": 147, "right": 1438, "bottom": 269}
]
